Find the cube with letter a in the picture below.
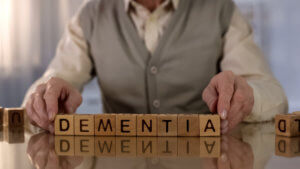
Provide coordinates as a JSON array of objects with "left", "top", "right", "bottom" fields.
[
  {"left": 275, "top": 114, "right": 300, "bottom": 137},
  {"left": 199, "top": 115, "right": 220, "bottom": 136},
  {"left": 55, "top": 114, "right": 74, "bottom": 135},
  {"left": 4, "top": 108, "right": 24, "bottom": 127}
]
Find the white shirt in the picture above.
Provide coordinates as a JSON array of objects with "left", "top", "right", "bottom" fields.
[{"left": 22, "top": 0, "right": 288, "bottom": 122}]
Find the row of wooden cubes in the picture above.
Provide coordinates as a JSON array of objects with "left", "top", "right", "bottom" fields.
[
  {"left": 0, "top": 126, "right": 25, "bottom": 144},
  {"left": 0, "top": 107, "right": 24, "bottom": 127},
  {"left": 55, "top": 114, "right": 220, "bottom": 136},
  {"left": 275, "top": 136, "right": 300, "bottom": 157},
  {"left": 55, "top": 136, "right": 220, "bottom": 157},
  {"left": 275, "top": 112, "right": 300, "bottom": 137}
]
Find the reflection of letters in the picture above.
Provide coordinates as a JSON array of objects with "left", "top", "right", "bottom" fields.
[
  {"left": 142, "top": 120, "right": 152, "bottom": 132},
  {"left": 60, "top": 119, "right": 69, "bottom": 131},
  {"left": 162, "top": 140, "right": 172, "bottom": 154},
  {"left": 80, "top": 139, "right": 89, "bottom": 152},
  {"left": 278, "top": 140, "right": 286, "bottom": 153},
  {"left": 11, "top": 112, "right": 21, "bottom": 124},
  {"left": 204, "top": 120, "right": 215, "bottom": 132},
  {"left": 204, "top": 141, "right": 215, "bottom": 154},
  {"left": 60, "top": 139, "right": 70, "bottom": 152},
  {"left": 142, "top": 141, "right": 153, "bottom": 153},
  {"left": 98, "top": 141, "right": 113, "bottom": 153},
  {"left": 278, "top": 120, "right": 286, "bottom": 132},
  {"left": 98, "top": 119, "right": 113, "bottom": 132},
  {"left": 121, "top": 140, "right": 130, "bottom": 153}
]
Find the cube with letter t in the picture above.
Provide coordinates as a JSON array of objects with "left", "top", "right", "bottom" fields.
[{"left": 55, "top": 114, "right": 74, "bottom": 135}]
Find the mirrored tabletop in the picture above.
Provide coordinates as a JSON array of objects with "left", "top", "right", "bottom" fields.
[{"left": 0, "top": 122, "right": 299, "bottom": 169}]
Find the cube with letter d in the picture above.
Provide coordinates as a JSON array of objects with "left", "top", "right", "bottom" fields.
[{"left": 55, "top": 115, "right": 74, "bottom": 135}]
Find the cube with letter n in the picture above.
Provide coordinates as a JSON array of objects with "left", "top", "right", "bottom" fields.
[{"left": 55, "top": 114, "right": 74, "bottom": 135}]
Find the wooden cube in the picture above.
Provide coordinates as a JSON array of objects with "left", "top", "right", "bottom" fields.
[
  {"left": 55, "top": 136, "right": 75, "bottom": 156},
  {"left": 116, "top": 114, "right": 136, "bottom": 136},
  {"left": 275, "top": 136, "right": 300, "bottom": 157},
  {"left": 95, "top": 114, "right": 116, "bottom": 136},
  {"left": 199, "top": 115, "right": 220, "bottom": 136},
  {"left": 157, "top": 137, "right": 178, "bottom": 157},
  {"left": 116, "top": 137, "right": 137, "bottom": 157},
  {"left": 3, "top": 108, "right": 24, "bottom": 127},
  {"left": 178, "top": 114, "right": 200, "bottom": 136},
  {"left": 137, "top": 114, "right": 157, "bottom": 136},
  {"left": 0, "top": 107, "right": 3, "bottom": 125},
  {"left": 178, "top": 137, "right": 200, "bottom": 157},
  {"left": 200, "top": 137, "right": 220, "bottom": 157},
  {"left": 75, "top": 136, "right": 95, "bottom": 156},
  {"left": 74, "top": 114, "right": 95, "bottom": 135},
  {"left": 157, "top": 114, "right": 178, "bottom": 136},
  {"left": 3, "top": 126, "right": 24, "bottom": 144},
  {"left": 137, "top": 137, "right": 157, "bottom": 157},
  {"left": 95, "top": 136, "right": 116, "bottom": 157},
  {"left": 275, "top": 114, "right": 300, "bottom": 137},
  {"left": 0, "top": 126, "right": 3, "bottom": 141},
  {"left": 293, "top": 111, "right": 300, "bottom": 115},
  {"left": 55, "top": 114, "right": 74, "bottom": 135}
]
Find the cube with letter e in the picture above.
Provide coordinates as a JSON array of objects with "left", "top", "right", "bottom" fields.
[{"left": 55, "top": 114, "right": 74, "bottom": 135}]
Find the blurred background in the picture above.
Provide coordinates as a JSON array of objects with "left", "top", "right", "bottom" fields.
[{"left": 0, "top": 0, "right": 299, "bottom": 113}]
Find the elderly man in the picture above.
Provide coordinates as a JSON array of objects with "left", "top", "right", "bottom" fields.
[{"left": 23, "top": 0, "right": 288, "bottom": 134}]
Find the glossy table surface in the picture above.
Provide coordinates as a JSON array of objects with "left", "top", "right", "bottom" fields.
[{"left": 0, "top": 122, "right": 300, "bottom": 169}]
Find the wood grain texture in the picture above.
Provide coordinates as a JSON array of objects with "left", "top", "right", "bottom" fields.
[
  {"left": 116, "top": 114, "right": 137, "bottom": 136},
  {"left": 199, "top": 115, "right": 220, "bottom": 136},
  {"left": 74, "top": 115, "right": 95, "bottom": 136},
  {"left": 3, "top": 108, "right": 24, "bottom": 127},
  {"left": 137, "top": 114, "right": 157, "bottom": 136},
  {"left": 275, "top": 114, "right": 300, "bottom": 137},
  {"left": 157, "top": 114, "right": 178, "bottom": 136},
  {"left": 55, "top": 114, "right": 74, "bottom": 135},
  {"left": 178, "top": 114, "right": 200, "bottom": 136},
  {"left": 95, "top": 114, "right": 116, "bottom": 136}
]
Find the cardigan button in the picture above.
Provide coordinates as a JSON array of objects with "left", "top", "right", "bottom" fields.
[
  {"left": 150, "top": 66, "right": 158, "bottom": 74},
  {"left": 153, "top": 100, "right": 160, "bottom": 108}
]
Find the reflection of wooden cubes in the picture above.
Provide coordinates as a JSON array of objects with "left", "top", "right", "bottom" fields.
[
  {"left": 95, "top": 114, "right": 116, "bottom": 136},
  {"left": 0, "top": 107, "right": 3, "bottom": 125},
  {"left": 178, "top": 114, "right": 199, "bottom": 136},
  {"left": 293, "top": 112, "right": 300, "bottom": 115},
  {"left": 75, "top": 136, "right": 95, "bottom": 156},
  {"left": 157, "top": 137, "right": 177, "bottom": 157},
  {"left": 55, "top": 115, "right": 74, "bottom": 135},
  {"left": 55, "top": 136, "right": 75, "bottom": 156},
  {"left": 4, "top": 108, "right": 24, "bottom": 127},
  {"left": 116, "top": 137, "right": 137, "bottom": 157},
  {"left": 178, "top": 137, "right": 200, "bottom": 157},
  {"left": 200, "top": 137, "right": 220, "bottom": 157},
  {"left": 158, "top": 115, "right": 178, "bottom": 136},
  {"left": 275, "top": 136, "right": 300, "bottom": 157},
  {"left": 275, "top": 114, "right": 300, "bottom": 137},
  {"left": 199, "top": 115, "right": 220, "bottom": 136},
  {"left": 75, "top": 115, "right": 95, "bottom": 135},
  {"left": 116, "top": 114, "right": 136, "bottom": 136},
  {"left": 137, "top": 114, "right": 157, "bottom": 136},
  {"left": 3, "top": 126, "right": 25, "bottom": 144},
  {"left": 95, "top": 136, "right": 116, "bottom": 157},
  {"left": 137, "top": 137, "right": 157, "bottom": 157}
]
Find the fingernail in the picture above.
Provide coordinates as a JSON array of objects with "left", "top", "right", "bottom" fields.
[
  {"left": 49, "top": 112, "right": 55, "bottom": 121},
  {"left": 220, "top": 110, "right": 227, "bottom": 120},
  {"left": 221, "top": 153, "right": 228, "bottom": 162},
  {"left": 221, "top": 120, "right": 228, "bottom": 128}
]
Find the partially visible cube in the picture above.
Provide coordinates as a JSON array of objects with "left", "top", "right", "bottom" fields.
[{"left": 4, "top": 108, "right": 24, "bottom": 127}]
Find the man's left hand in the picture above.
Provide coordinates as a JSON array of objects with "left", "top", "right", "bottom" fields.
[{"left": 202, "top": 71, "right": 254, "bottom": 134}]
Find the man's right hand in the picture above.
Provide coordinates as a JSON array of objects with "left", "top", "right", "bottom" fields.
[{"left": 25, "top": 77, "right": 82, "bottom": 133}]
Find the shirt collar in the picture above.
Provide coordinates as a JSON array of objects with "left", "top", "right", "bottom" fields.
[{"left": 124, "top": 0, "right": 180, "bottom": 12}]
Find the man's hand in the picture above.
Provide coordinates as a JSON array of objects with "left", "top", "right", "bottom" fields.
[
  {"left": 25, "top": 77, "right": 82, "bottom": 133},
  {"left": 202, "top": 71, "right": 254, "bottom": 134}
]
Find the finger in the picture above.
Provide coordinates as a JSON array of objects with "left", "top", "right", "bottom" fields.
[
  {"left": 45, "top": 150, "right": 59, "bottom": 169},
  {"left": 33, "top": 93, "right": 50, "bottom": 129},
  {"left": 221, "top": 120, "right": 229, "bottom": 131},
  {"left": 63, "top": 89, "right": 82, "bottom": 114},
  {"left": 216, "top": 72, "right": 235, "bottom": 120},
  {"left": 26, "top": 95, "right": 43, "bottom": 127},
  {"left": 202, "top": 85, "right": 218, "bottom": 113},
  {"left": 44, "top": 84, "right": 61, "bottom": 121},
  {"left": 217, "top": 153, "right": 231, "bottom": 169}
]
